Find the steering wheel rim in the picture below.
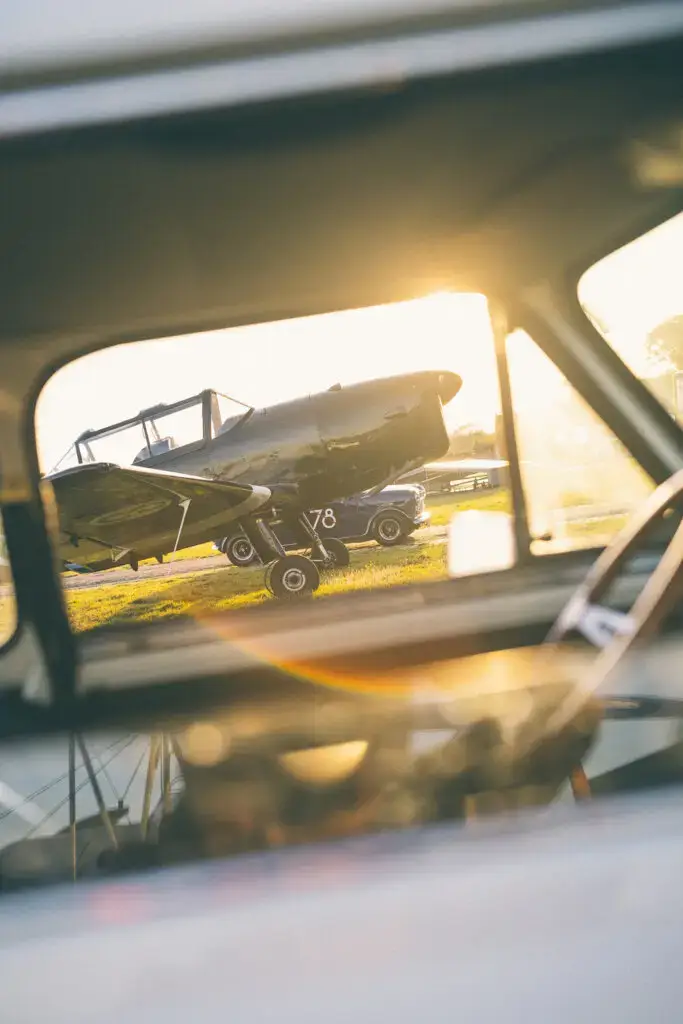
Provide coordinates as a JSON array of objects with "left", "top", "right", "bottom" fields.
[{"left": 544, "top": 467, "right": 683, "bottom": 741}]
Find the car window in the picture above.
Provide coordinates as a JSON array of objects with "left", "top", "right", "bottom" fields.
[
  {"left": 507, "top": 330, "right": 654, "bottom": 553},
  {"left": 579, "top": 212, "right": 683, "bottom": 423},
  {"left": 35, "top": 293, "right": 513, "bottom": 635},
  {"left": 35, "top": 288, "right": 667, "bottom": 635}
]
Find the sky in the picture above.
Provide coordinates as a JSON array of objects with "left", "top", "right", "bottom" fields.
[
  {"left": 36, "top": 291, "right": 499, "bottom": 472},
  {"left": 35, "top": 211, "right": 683, "bottom": 473}
]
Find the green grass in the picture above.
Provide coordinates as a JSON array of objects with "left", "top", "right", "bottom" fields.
[
  {"left": 61, "top": 489, "right": 508, "bottom": 580},
  {"left": 65, "top": 540, "right": 449, "bottom": 633},
  {"left": 61, "top": 488, "right": 513, "bottom": 632},
  {"left": 425, "top": 488, "right": 512, "bottom": 526},
  {"left": 3, "top": 486, "right": 640, "bottom": 638}
]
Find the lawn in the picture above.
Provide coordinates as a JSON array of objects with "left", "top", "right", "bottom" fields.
[
  {"left": 425, "top": 488, "right": 512, "bottom": 526},
  {"left": 4, "top": 485, "right": 634, "bottom": 638},
  {"left": 65, "top": 538, "right": 449, "bottom": 632},
  {"left": 1, "top": 488, "right": 510, "bottom": 635}
]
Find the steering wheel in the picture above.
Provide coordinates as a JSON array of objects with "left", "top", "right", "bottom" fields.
[{"left": 544, "top": 468, "right": 683, "bottom": 798}]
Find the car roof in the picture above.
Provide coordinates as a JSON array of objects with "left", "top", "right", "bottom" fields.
[
  {"left": 0, "top": 1, "right": 631, "bottom": 83},
  {"left": 3, "top": 12, "right": 682, "bottom": 340},
  {"left": 1, "top": 5, "right": 682, "bottom": 508}
]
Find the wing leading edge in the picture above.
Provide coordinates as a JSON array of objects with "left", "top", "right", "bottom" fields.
[{"left": 49, "top": 462, "right": 271, "bottom": 571}]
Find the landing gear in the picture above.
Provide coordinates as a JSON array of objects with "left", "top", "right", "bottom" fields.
[
  {"left": 237, "top": 510, "right": 350, "bottom": 599},
  {"left": 264, "top": 554, "right": 320, "bottom": 599},
  {"left": 284, "top": 511, "right": 350, "bottom": 572},
  {"left": 309, "top": 536, "right": 350, "bottom": 569},
  {"left": 239, "top": 516, "right": 321, "bottom": 599}
]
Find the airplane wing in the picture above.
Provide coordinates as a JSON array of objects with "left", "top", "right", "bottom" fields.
[{"left": 48, "top": 462, "right": 271, "bottom": 570}]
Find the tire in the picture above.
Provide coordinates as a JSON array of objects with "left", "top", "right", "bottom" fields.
[
  {"left": 311, "top": 537, "right": 351, "bottom": 570},
  {"left": 371, "top": 511, "right": 408, "bottom": 546},
  {"left": 267, "top": 554, "right": 320, "bottom": 599},
  {"left": 225, "top": 534, "right": 257, "bottom": 567},
  {"left": 264, "top": 560, "right": 277, "bottom": 595}
]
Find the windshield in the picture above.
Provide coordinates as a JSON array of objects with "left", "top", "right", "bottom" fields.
[
  {"left": 64, "top": 391, "right": 252, "bottom": 470},
  {"left": 46, "top": 443, "right": 81, "bottom": 475},
  {"left": 76, "top": 421, "right": 151, "bottom": 466},
  {"left": 213, "top": 391, "right": 252, "bottom": 435},
  {"left": 143, "top": 399, "right": 204, "bottom": 455}
]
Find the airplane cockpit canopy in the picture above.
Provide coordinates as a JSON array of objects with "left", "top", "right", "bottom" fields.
[{"left": 46, "top": 389, "right": 252, "bottom": 475}]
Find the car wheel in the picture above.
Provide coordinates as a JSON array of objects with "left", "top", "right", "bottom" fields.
[
  {"left": 225, "top": 535, "right": 257, "bottom": 566},
  {"left": 371, "top": 512, "right": 407, "bottom": 546}
]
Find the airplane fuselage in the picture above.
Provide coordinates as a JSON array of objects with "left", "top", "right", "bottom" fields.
[
  {"left": 50, "top": 370, "right": 461, "bottom": 571},
  {"left": 133, "top": 371, "right": 460, "bottom": 510}
]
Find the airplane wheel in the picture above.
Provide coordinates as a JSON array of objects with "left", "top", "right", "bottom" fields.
[
  {"left": 267, "top": 555, "right": 320, "bottom": 599},
  {"left": 312, "top": 537, "right": 350, "bottom": 570},
  {"left": 263, "top": 560, "right": 277, "bottom": 595},
  {"left": 225, "top": 535, "right": 257, "bottom": 567}
]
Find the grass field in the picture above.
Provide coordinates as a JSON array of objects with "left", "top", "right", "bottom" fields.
[
  {"left": 64, "top": 490, "right": 510, "bottom": 632},
  {"left": 0, "top": 487, "right": 568, "bottom": 637},
  {"left": 65, "top": 539, "right": 451, "bottom": 632},
  {"left": 0, "top": 487, "right": 634, "bottom": 638},
  {"left": 2, "top": 489, "right": 509, "bottom": 639},
  {"left": 425, "top": 487, "right": 511, "bottom": 526}
]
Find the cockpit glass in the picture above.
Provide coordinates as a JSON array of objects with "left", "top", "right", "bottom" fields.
[
  {"left": 47, "top": 443, "right": 80, "bottom": 475},
  {"left": 143, "top": 400, "right": 204, "bottom": 454},
  {"left": 213, "top": 392, "right": 252, "bottom": 435},
  {"left": 77, "top": 421, "right": 151, "bottom": 467}
]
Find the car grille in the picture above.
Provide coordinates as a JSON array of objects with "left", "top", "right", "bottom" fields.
[{"left": 414, "top": 488, "right": 425, "bottom": 515}]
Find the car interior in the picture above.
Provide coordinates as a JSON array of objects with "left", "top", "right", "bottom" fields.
[{"left": 2, "top": 0, "right": 683, "bottom": 1019}]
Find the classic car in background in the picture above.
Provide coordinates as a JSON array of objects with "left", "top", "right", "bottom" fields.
[{"left": 215, "top": 484, "right": 429, "bottom": 566}]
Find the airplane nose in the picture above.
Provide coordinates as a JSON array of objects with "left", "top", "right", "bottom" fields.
[{"left": 433, "top": 371, "right": 462, "bottom": 405}]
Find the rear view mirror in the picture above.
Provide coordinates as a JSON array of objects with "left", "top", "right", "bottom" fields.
[{"left": 448, "top": 510, "right": 516, "bottom": 577}]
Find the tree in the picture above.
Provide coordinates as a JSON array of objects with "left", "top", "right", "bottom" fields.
[
  {"left": 645, "top": 315, "right": 683, "bottom": 372},
  {"left": 446, "top": 426, "right": 496, "bottom": 459}
]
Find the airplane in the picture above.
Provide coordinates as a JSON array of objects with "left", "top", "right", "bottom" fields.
[{"left": 46, "top": 370, "right": 461, "bottom": 598}]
